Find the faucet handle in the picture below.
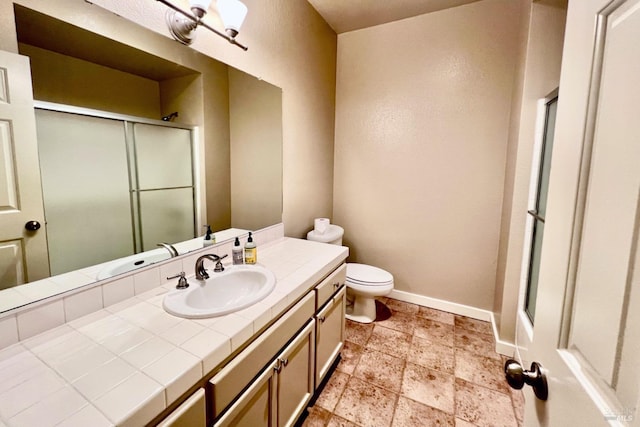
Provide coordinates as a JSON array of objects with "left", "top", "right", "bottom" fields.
[
  {"left": 214, "top": 254, "right": 228, "bottom": 272},
  {"left": 167, "top": 272, "right": 189, "bottom": 289}
]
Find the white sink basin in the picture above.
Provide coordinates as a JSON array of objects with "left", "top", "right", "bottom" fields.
[
  {"left": 96, "top": 250, "right": 171, "bottom": 280},
  {"left": 163, "top": 264, "right": 276, "bottom": 319}
]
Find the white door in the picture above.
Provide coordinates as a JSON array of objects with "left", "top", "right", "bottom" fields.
[
  {"left": 520, "top": 0, "right": 640, "bottom": 425},
  {"left": 0, "top": 51, "right": 49, "bottom": 289}
]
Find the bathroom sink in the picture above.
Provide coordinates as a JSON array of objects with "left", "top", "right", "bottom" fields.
[
  {"left": 96, "top": 250, "right": 172, "bottom": 280},
  {"left": 162, "top": 264, "right": 276, "bottom": 319}
]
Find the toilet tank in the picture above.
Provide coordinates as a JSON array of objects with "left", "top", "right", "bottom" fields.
[{"left": 307, "top": 225, "right": 344, "bottom": 245}]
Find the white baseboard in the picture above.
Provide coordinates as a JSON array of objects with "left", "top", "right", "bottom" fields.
[
  {"left": 387, "top": 289, "right": 515, "bottom": 357},
  {"left": 388, "top": 289, "right": 492, "bottom": 321}
]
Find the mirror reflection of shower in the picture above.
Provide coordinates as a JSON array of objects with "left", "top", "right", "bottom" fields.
[{"left": 35, "top": 104, "right": 197, "bottom": 276}]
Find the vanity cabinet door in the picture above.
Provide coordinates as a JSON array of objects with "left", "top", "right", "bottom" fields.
[
  {"left": 157, "top": 388, "right": 206, "bottom": 427},
  {"left": 209, "top": 293, "right": 314, "bottom": 419},
  {"left": 213, "top": 320, "right": 315, "bottom": 427},
  {"left": 213, "top": 361, "right": 278, "bottom": 427},
  {"left": 315, "top": 286, "right": 346, "bottom": 386},
  {"left": 276, "top": 320, "right": 315, "bottom": 427}
]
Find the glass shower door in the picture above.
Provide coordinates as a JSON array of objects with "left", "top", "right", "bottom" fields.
[
  {"left": 132, "top": 123, "right": 195, "bottom": 251},
  {"left": 35, "top": 109, "right": 133, "bottom": 275}
]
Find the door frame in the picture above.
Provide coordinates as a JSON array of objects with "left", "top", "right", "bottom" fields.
[{"left": 515, "top": 88, "right": 559, "bottom": 364}]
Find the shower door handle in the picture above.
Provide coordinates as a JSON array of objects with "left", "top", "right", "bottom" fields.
[{"left": 25, "top": 220, "right": 41, "bottom": 231}]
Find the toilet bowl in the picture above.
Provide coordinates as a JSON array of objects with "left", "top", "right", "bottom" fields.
[
  {"left": 307, "top": 224, "right": 394, "bottom": 323},
  {"left": 344, "top": 263, "right": 393, "bottom": 323}
]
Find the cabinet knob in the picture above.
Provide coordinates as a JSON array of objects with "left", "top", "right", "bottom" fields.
[
  {"left": 333, "top": 282, "right": 340, "bottom": 289},
  {"left": 281, "top": 358, "right": 289, "bottom": 367},
  {"left": 274, "top": 361, "right": 282, "bottom": 373},
  {"left": 317, "top": 315, "right": 326, "bottom": 323}
]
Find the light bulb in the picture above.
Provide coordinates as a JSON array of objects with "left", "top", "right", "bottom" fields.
[{"left": 217, "top": 0, "right": 247, "bottom": 37}]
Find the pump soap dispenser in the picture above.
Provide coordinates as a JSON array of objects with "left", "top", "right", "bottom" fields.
[
  {"left": 232, "top": 237, "right": 243, "bottom": 265},
  {"left": 203, "top": 225, "right": 215, "bottom": 247},
  {"left": 244, "top": 232, "right": 257, "bottom": 264}
]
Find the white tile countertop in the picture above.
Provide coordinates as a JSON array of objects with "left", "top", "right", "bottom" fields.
[{"left": 0, "top": 238, "right": 348, "bottom": 427}]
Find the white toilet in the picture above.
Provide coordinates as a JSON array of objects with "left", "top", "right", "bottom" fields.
[{"left": 307, "top": 224, "right": 394, "bottom": 323}]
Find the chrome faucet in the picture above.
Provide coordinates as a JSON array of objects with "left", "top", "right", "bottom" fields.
[
  {"left": 195, "top": 254, "right": 228, "bottom": 280},
  {"left": 157, "top": 243, "right": 179, "bottom": 257}
]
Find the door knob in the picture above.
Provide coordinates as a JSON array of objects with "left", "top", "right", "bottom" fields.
[
  {"left": 504, "top": 359, "right": 548, "bottom": 401},
  {"left": 25, "top": 221, "right": 41, "bottom": 231}
]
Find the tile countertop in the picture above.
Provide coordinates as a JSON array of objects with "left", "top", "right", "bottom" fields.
[{"left": 0, "top": 238, "right": 348, "bottom": 427}]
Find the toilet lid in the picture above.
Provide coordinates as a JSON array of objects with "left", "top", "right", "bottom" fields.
[{"left": 346, "top": 263, "right": 393, "bottom": 285}]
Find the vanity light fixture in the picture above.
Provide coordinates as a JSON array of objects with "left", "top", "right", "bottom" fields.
[{"left": 157, "top": 0, "right": 248, "bottom": 51}]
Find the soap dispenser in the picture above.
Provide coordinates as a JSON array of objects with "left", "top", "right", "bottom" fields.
[
  {"left": 232, "top": 237, "right": 244, "bottom": 265},
  {"left": 203, "top": 225, "right": 215, "bottom": 247},
  {"left": 244, "top": 232, "right": 257, "bottom": 264}
]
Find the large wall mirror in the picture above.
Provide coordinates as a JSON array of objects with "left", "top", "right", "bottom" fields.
[{"left": 0, "top": 3, "right": 283, "bottom": 312}]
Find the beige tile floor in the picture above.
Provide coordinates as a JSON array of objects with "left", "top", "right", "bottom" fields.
[{"left": 302, "top": 297, "right": 524, "bottom": 427}]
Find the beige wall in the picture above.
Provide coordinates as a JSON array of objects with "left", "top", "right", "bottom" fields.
[
  {"left": 493, "top": 0, "right": 567, "bottom": 343},
  {"left": 333, "top": 0, "right": 523, "bottom": 310},
  {"left": 0, "top": 0, "right": 336, "bottom": 238}
]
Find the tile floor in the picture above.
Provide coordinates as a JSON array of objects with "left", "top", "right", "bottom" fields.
[{"left": 302, "top": 297, "right": 524, "bottom": 427}]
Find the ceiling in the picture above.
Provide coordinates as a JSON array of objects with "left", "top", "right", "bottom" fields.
[{"left": 308, "top": 0, "right": 482, "bottom": 34}]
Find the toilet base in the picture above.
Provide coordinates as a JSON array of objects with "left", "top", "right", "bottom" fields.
[{"left": 345, "top": 287, "right": 391, "bottom": 324}]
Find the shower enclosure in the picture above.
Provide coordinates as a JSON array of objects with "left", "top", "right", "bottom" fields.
[{"left": 35, "top": 103, "right": 197, "bottom": 276}]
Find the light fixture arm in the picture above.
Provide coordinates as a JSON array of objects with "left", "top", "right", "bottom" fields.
[{"left": 156, "top": 0, "right": 248, "bottom": 51}]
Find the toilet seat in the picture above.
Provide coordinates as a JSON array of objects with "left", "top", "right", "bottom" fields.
[
  {"left": 346, "top": 279, "right": 394, "bottom": 294},
  {"left": 346, "top": 263, "right": 393, "bottom": 286},
  {"left": 346, "top": 277, "right": 393, "bottom": 287}
]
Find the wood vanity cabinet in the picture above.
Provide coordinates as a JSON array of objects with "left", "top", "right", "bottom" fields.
[
  {"left": 165, "top": 263, "right": 347, "bottom": 427},
  {"left": 313, "top": 264, "right": 346, "bottom": 387},
  {"left": 213, "top": 320, "right": 315, "bottom": 427},
  {"left": 209, "top": 292, "right": 316, "bottom": 427},
  {"left": 315, "top": 286, "right": 346, "bottom": 386},
  {"left": 275, "top": 320, "right": 315, "bottom": 427}
]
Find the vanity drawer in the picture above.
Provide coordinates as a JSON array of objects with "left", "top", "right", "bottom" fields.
[
  {"left": 157, "top": 388, "right": 206, "bottom": 427},
  {"left": 315, "top": 264, "right": 346, "bottom": 310},
  {"left": 209, "top": 291, "right": 315, "bottom": 419}
]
